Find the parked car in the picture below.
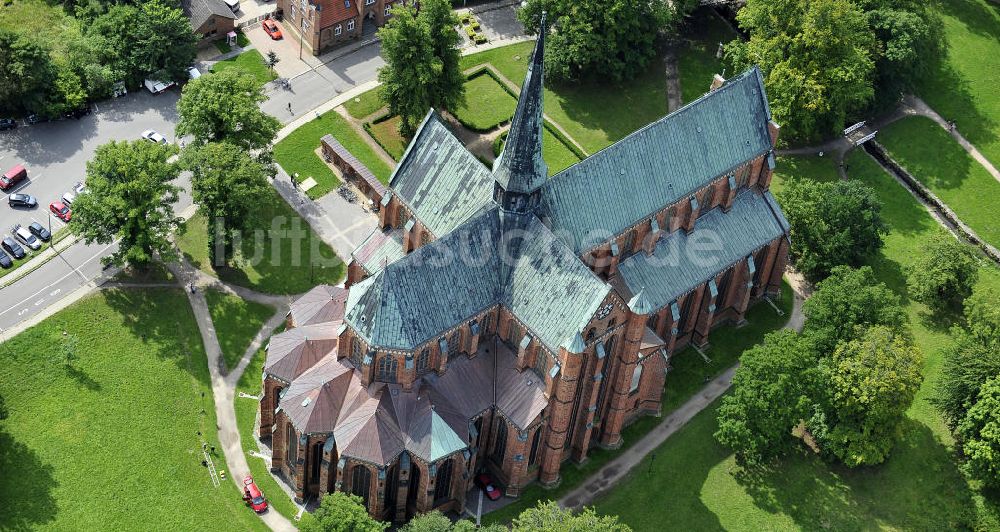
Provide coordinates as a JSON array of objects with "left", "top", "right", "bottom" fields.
[
  {"left": 262, "top": 19, "right": 283, "bottom": 40},
  {"left": 188, "top": 66, "right": 202, "bottom": 80},
  {"left": 74, "top": 181, "right": 87, "bottom": 194},
  {"left": 141, "top": 130, "right": 167, "bottom": 145},
  {"left": 62, "top": 190, "right": 77, "bottom": 205},
  {"left": 13, "top": 225, "right": 40, "bottom": 251},
  {"left": 26, "top": 114, "right": 49, "bottom": 125},
  {"left": 0, "top": 250, "right": 11, "bottom": 269},
  {"left": 2, "top": 236, "right": 25, "bottom": 259},
  {"left": 28, "top": 221, "right": 51, "bottom": 242},
  {"left": 50, "top": 201, "right": 71, "bottom": 222},
  {"left": 0, "top": 118, "right": 16, "bottom": 131},
  {"left": 475, "top": 473, "right": 502, "bottom": 501},
  {"left": 242, "top": 475, "right": 268, "bottom": 513},
  {"left": 8, "top": 193, "right": 37, "bottom": 209},
  {"left": 143, "top": 78, "right": 176, "bottom": 94},
  {"left": 1, "top": 164, "right": 27, "bottom": 191}
]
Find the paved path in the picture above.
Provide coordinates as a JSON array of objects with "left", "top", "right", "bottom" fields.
[{"left": 558, "top": 276, "right": 805, "bottom": 511}]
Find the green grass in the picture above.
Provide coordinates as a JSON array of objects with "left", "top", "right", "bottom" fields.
[
  {"left": 453, "top": 73, "right": 518, "bottom": 131},
  {"left": 484, "top": 283, "right": 793, "bottom": 525},
  {"left": 204, "top": 290, "right": 274, "bottom": 372},
  {"left": 112, "top": 261, "right": 176, "bottom": 284},
  {"left": 677, "top": 7, "right": 738, "bottom": 104},
  {"left": 918, "top": 0, "right": 1000, "bottom": 170},
  {"left": 878, "top": 116, "right": 1000, "bottom": 249},
  {"left": 234, "top": 340, "right": 300, "bottom": 522},
  {"left": 460, "top": 41, "right": 669, "bottom": 154},
  {"left": 591, "top": 149, "right": 1000, "bottom": 530},
  {"left": 0, "top": 289, "right": 267, "bottom": 531},
  {"left": 274, "top": 109, "right": 393, "bottom": 198},
  {"left": 542, "top": 128, "right": 581, "bottom": 175},
  {"left": 344, "top": 89, "right": 386, "bottom": 120},
  {"left": 210, "top": 49, "right": 278, "bottom": 87},
  {"left": 366, "top": 115, "right": 409, "bottom": 161},
  {"left": 175, "top": 188, "right": 345, "bottom": 295},
  {"left": 771, "top": 155, "right": 841, "bottom": 198},
  {"left": 0, "top": 0, "right": 82, "bottom": 62}
]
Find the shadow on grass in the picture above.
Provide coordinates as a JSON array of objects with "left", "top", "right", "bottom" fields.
[
  {"left": 63, "top": 364, "right": 101, "bottom": 392},
  {"left": 0, "top": 429, "right": 58, "bottom": 530}
]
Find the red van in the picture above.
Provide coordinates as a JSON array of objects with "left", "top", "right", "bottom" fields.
[{"left": 1, "top": 164, "right": 27, "bottom": 191}]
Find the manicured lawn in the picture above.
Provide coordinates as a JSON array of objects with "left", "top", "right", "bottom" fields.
[
  {"left": 542, "top": 128, "right": 581, "bottom": 175},
  {"left": 0, "top": 289, "right": 267, "bottom": 531},
  {"left": 205, "top": 289, "right": 274, "bottom": 372},
  {"left": 918, "top": 0, "right": 1000, "bottom": 170},
  {"left": 771, "top": 155, "right": 841, "bottom": 198},
  {"left": 453, "top": 73, "right": 518, "bottom": 132},
  {"left": 484, "top": 283, "right": 793, "bottom": 525},
  {"left": 214, "top": 30, "right": 251, "bottom": 54},
  {"left": 366, "top": 115, "right": 409, "bottom": 161},
  {"left": 234, "top": 340, "right": 300, "bottom": 522},
  {"left": 175, "top": 188, "right": 345, "bottom": 295},
  {"left": 344, "top": 89, "right": 386, "bottom": 120},
  {"left": 210, "top": 49, "right": 278, "bottom": 87},
  {"left": 878, "top": 116, "right": 1000, "bottom": 249},
  {"left": 677, "top": 7, "right": 739, "bottom": 104},
  {"left": 274, "top": 109, "right": 393, "bottom": 198}
]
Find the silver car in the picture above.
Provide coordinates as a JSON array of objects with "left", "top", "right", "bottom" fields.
[{"left": 13, "top": 224, "right": 40, "bottom": 250}]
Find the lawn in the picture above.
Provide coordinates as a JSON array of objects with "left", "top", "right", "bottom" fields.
[
  {"left": 234, "top": 339, "right": 300, "bottom": 522},
  {"left": 366, "top": 115, "right": 409, "bottom": 161},
  {"left": 771, "top": 154, "right": 841, "bottom": 198},
  {"left": 175, "top": 187, "right": 345, "bottom": 295},
  {"left": 591, "top": 149, "right": 1000, "bottom": 530},
  {"left": 542, "top": 127, "right": 581, "bottom": 175},
  {"left": 917, "top": 0, "right": 1000, "bottom": 170},
  {"left": 677, "top": 7, "right": 739, "bottom": 105},
  {"left": 453, "top": 73, "right": 518, "bottom": 132},
  {"left": 878, "top": 116, "right": 1000, "bottom": 249},
  {"left": 484, "top": 282, "right": 793, "bottom": 525},
  {"left": 205, "top": 289, "right": 274, "bottom": 372},
  {"left": 214, "top": 30, "right": 251, "bottom": 54},
  {"left": 274, "top": 109, "right": 393, "bottom": 198},
  {"left": 210, "top": 49, "right": 278, "bottom": 87},
  {"left": 0, "top": 289, "right": 267, "bottom": 531},
  {"left": 344, "top": 89, "right": 386, "bottom": 120}
]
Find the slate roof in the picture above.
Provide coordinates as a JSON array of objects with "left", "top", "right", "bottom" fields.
[
  {"left": 616, "top": 189, "right": 789, "bottom": 313},
  {"left": 288, "top": 284, "right": 348, "bottom": 327},
  {"left": 539, "top": 67, "right": 774, "bottom": 253},
  {"left": 389, "top": 112, "right": 495, "bottom": 237},
  {"left": 181, "top": 0, "right": 235, "bottom": 31}
]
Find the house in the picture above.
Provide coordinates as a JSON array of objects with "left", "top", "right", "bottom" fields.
[
  {"left": 182, "top": 0, "right": 237, "bottom": 47},
  {"left": 277, "top": 0, "right": 400, "bottom": 55},
  {"left": 259, "top": 22, "right": 788, "bottom": 522}
]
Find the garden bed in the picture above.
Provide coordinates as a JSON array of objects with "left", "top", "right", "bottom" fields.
[{"left": 453, "top": 70, "right": 518, "bottom": 132}]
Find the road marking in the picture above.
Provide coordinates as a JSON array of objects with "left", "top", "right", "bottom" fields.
[
  {"left": 49, "top": 288, "right": 60, "bottom": 297},
  {"left": 0, "top": 242, "right": 116, "bottom": 320},
  {"left": 33, "top": 299, "right": 43, "bottom": 306},
  {"left": 18, "top": 309, "right": 27, "bottom": 316}
]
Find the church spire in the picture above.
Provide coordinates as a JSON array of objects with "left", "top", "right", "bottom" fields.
[{"left": 493, "top": 13, "right": 547, "bottom": 212}]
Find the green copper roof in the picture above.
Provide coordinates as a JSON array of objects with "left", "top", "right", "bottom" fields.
[
  {"left": 540, "top": 67, "right": 774, "bottom": 253},
  {"left": 352, "top": 228, "right": 405, "bottom": 275}
]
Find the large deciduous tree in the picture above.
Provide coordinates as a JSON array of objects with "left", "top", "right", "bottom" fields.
[
  {"left": 726, "top": 0, "right": 876, "bottom": 142},
  {"left": 176, "top": 68, "right": 280, "bottom": 152},
  {"left": 511, "top": 501, "right": 632, "bottom": 532},
  {"left": 298, "top": 492, "right": 388, "bottom": 532},
  {"left": 780, "top": 178, "right": 887, "bottom": 281},
  {"left": 804, "top": 265, "right": 906, "bottom": 355},
  {"left": 182, "top": 142, "right": 273, "bottom": 264},
  {"left": 402, "top": 510, "right": 504, "bottom": 531},
  {"left": 378, "top": 0, "right": 464, "bottom": 136},
  {"left": 906, "top": 233, "right": 980, "bottom": 314},
  {"left": 518, "top": 0, "right": 682, "bottom": 83},
  {"left": 936, "top": 288, "right": 1000, "bottom": 429},
  {"left": 0, "top": 30, "right": 56, "bottom": 115},
  {"left": 71, "top": 140, "right": 180, "bottom": 269},
  {"left": 957, "top": 375, "right": 1000, "bottom": 489}
]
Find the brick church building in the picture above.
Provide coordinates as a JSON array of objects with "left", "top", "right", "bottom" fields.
[
  {"left": 276, "top": 0, "right": 401, "bottom": 55},
  {"left": 259, "top": 25, "right": 789, "bottom": 522}
]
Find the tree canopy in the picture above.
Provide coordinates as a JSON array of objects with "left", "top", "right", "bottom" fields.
[
  {"left": 176, "top": 69, "right": 280, "bottom": 151},
  {"left": 299, "top": 492, "right": 388, "bottom": 532},
  {"left": 0, "top": 30, "right": 57, "bottom": 115},
  {"left": 906, "top": 233, "right": 980, "bottom": 314},
  {"left": 779, "top": 178, "right": 887, "bottom": 281},
  {"left": 511, "top": 501, "right": 632, "bottom": 532},
  {"left": 936, "top": 288, "right": 1000, "bottom": 429},
  {"left": 957, "top": 375, "right": 1000, "bottom": 489},
  {"left": 70, "top": 140, "right": 180, "bottom": 268},
  {"left": 402, "top": 511, "right": 503, "bottom": 531}
]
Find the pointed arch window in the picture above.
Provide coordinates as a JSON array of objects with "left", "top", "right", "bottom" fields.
[
  {"left": 433, "top": 459, "right": 453, "bottom": 504},
  {"left": 416, "top": 349, "right": 430, "bottom": 373},
  {"left": 351, "top": 465, "right": 372, "bottom": 509},
  {"left": 492, "top": 420, "right": 508, "bottom": 464},
  {"left": 286, "top": 424, "right": 297, "bottom": 464},
  {"left": 528, "top": 427, "right": 542, "bottom": 466},
  {"left": 377, "top": 355, "right": 398, "bottom": 382},
  {"left": 630, "top": 364, "right": 643, "bottom": 394}
]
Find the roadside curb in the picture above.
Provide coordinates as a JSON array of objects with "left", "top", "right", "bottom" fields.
[{"left": 0, "top": 231, "right": 77, "bottom": 290}]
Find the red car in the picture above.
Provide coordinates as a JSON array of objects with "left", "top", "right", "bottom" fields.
[
  {"left": 475, "top": 473, "right": 502, "bottom": 501},
  {"left": 50, "top": 201, "right": 72, "bottom": 222},
  {"left": 243, "top": 475, "right": 268, "bottom": 513},
  {"left": 262, "top": 19, "right": 283, "bottom": 40}
]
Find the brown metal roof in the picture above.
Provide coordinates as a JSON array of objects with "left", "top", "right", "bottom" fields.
[
  {"left": 265, "top": 324, "right": 340, "bottom": 382},
  {"left": 289, "top": 284, "right": 348, "bottom": 327}
]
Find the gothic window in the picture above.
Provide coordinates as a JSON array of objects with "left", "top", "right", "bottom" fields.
[
  {"left": 474, "top": 416, "right": 484, "bottom": 448},
  {"left": 377, "top": 355, "right": 397, "bottom": 383},
  {"left": 528, "top": 427, "right": 542, "bottom": 466},
  {"left": 311, "top": 441, "right": 323, "bottom": 479},
  {"left": 534, "top": 350, "right": 547, "bottom": 379},
  {"left": 397, "top": 207, "right": 409, "bottom": 228},
  {"left": 648, "top": 312, "right": 659, "bottom": 332},
  {"left": 678, "top": 294, "right": 694, "bottom": 332},
  {"left": 433, "top": 459, "right": 453, "bottom": 504},
  {"left": 351, "top": 465, "right": 372, "bottom": 510},
  {"left": 506, "top": 322, "right": 520, "bottom": 348},
  {"left": 286, "top": 424, "right": 297, "bottom": 463},
  {"left": 351, "top": 338, "right": 363, "bottom": 366},
  {"left": 384, "top": 464, "right": 398, "bottom": 517},
  {"left": 630, "top": 364, "right": 643, "bottom": 394},
  {"left": 595, "top": 337, "right": 614, "bottom": 416},
  {"left": 448, "top": 332, "right": 461, "bottom": 359},
  {"left": 416, "top": 349, "right": 430, "bottom": 373},
  {"left": 492, "top": 420, "right": 508, "bottom": 464},
  {"left": 717, "top": 268, "right": 734, "bottom": 307},
  {"left": 622, "top": 229, "right": 636, "bottom": 256},
  {"left": 753, "top": 247, "right": 767, "bottom": 287}
]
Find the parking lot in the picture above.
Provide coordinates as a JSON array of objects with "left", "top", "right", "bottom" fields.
[{"left": 0, "top": 90, "right": 181, "bottom": 267}]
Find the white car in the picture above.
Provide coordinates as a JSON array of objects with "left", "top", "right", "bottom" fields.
[
  {"left": 187, "top": 66, "right": 202, "bottom": 80},
  {"left": 141, "top": 130, "right": 167, "bottom": 145},
  {"left": 13, "top": 225, "right": 40, "bottom": 251},
  {"left": 62, "top": 190, "right": 76, "bottom": 205}
]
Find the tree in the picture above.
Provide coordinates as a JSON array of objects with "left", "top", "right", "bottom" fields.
[
  {"left": 265, "top": 50, "right": 280, "bottom": 73},
  {"left": 957, "top": 376, "right": 1000, "bottom": 488},
  {"left": 935, "top": 288, "right": 1000, "bottom": 429},
  {"left": 402, "top": 511, "right": 504, "bottom": 532},
  {"left": 70, "top": 140, "right": 180, "bottom": 269},
  {"left": 716, "top": 330, "right": 823, "bottom": 465},
  {"left": 803, "top": 265, "right": 906, "bottom": 355},
  {"left": 906, "top": 233, "right": 980, "bottom": 314},
  {"left": 817, "top": 326, "right": 923, "bottom": 467},
  {"left": 377, "top": 0, "right": 464, "bottom": 136},
  {"left": 176, "top": 68, "right": 280, "bottom": 152},
  {"left": 726, "top": 0, "right": 876, "bottom": 142},
  {"left": 518, "top": 0, "right": 682, "bottom": 83},
  {"left": 0, "top": 30, "right": 56, "bottom": 115},
  {"left": 780, "top": 178, "right": 887, "bottom": 281},
  {"left": 182, "top": 142, "right": 273, "bottom": 264},
  {"left": 298, "top": 492, "right": 387, "bottom": 532},
  {"left": 511, "top": 501, "right": 631, "bottom": 532}
]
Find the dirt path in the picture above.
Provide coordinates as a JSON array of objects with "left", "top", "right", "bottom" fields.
[{"left": 663, "top": 46, "right": 682, "bottom": 113}]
